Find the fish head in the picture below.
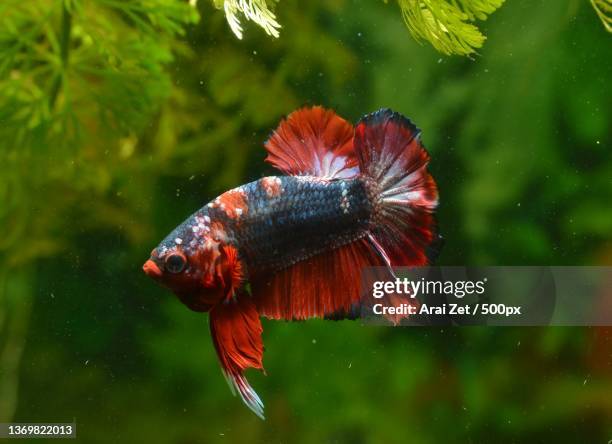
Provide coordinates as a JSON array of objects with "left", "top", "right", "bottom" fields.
[{"left": 143, "top": 215, "right": 234, "bottom": 312}]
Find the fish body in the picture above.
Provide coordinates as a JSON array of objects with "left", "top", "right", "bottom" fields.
[
  {"left": 199, "top": 176, "right": 369, "bottom": 274},
  {"left": 143, "top": 107, "right": 439, "bottom": 418}
]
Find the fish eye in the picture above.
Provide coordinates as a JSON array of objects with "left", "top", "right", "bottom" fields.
[{"left": 165, "top": 253, "right": 186, "bottom": 274}]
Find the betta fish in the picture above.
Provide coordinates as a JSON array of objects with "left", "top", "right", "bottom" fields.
[{"left": 142, "top": 107, "right": 439, "bottom": 418}]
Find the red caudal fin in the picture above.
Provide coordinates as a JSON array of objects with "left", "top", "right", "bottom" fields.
[
  {"left": 252, "top": 239, "right": 413, "bottom": 323},
  {"left": 264, "top": 106, "right": 359, "bottom": 179},
  {"left": 355, "top": 109, "right": 439, "bottom": 266},
  {"left": 209, "top": 293, "right": 265, "bottom": 419}
]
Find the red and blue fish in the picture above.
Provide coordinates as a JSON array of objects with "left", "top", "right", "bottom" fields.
[{"left": 142, "top": 107, "right": 439, "bottom": 418}]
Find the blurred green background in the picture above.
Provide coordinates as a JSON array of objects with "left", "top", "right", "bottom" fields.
[{"left": 1, "top": 0, "right": 611, "bottom": 442}]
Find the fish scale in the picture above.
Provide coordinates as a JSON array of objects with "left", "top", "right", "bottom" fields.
[{"left": 221, "top": 176, "right": 371, "bottom": 275}]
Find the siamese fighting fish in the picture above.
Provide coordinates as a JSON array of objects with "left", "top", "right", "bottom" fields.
[{"left": 143, "top": 107, "right": 439, "bottom": 418}]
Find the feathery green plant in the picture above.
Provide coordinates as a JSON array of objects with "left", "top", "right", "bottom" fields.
[
  {"left": 395, "top": 0, "right": 505, "bottom": 55},
  {"left": 210, "top": 0, "right": 280, "bottom": 39},
  {"left": 591, "top": 0, "right": 612, "bottom": 31},
  {"left": 208, "top": 0, "right": 505, "bottom": 55},
  {"left": 0, "top": 0, "right": 198, "bottom": 421},
  {"left": 209, "top": 0, "right": 610, "bottom": 55}
]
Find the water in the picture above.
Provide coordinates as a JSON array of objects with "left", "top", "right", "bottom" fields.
[{"left": 1, "top": 0, "right": 611, "bottom": 442}]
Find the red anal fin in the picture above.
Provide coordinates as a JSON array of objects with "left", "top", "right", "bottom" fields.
[
  {"left": 209, "top": 293, "right": 265, "bottom": 419},
  {"left": 264, "top": 106, "right": 359, "bottom": 179},
  {"left": 251, "top": 239, "right": 415, "bottom": 324}
]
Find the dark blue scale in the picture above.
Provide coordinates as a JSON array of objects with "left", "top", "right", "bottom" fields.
[{"left": 225, "top": 176, "right": 371, "bottom": 275}]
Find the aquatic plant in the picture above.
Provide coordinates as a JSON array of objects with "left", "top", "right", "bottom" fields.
[
  {"left": 210, "top": 0, "right": 611, "bottom": 55},
  {"left": 210, "top": 0, "right": 280, "bottom": 39},
  {"left": 208, "top": 0, "right": 506, "bottom": 55},
  {"left": 0, "top": 0, "right": 198, "bottom": 421},
  {"left": 591, "top": 0, "right": 612, "bottom": 31},
  {"left": 394, "top": 0, "right": 505, "bottom": 55}
]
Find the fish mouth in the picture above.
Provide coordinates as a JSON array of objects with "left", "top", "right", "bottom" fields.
[{"left": 143, "top": 259, "right": 162, "bottom": 278}]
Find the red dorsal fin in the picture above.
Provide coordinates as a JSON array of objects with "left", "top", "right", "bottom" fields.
[
  {"left": 209, "top": 293, "right": 265, "bottom": 419},
  {"left": 264, "top": 106, "right": 359, "bottom": 179},
  {"left": 251, "top": 239, "right": 414, "bottom": 324}
]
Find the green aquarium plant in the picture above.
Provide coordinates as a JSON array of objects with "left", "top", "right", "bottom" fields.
[
  {"left": 0, "top": 0, "right": 198, "bottom": 421},
  {"left": 394, "top": 0, "right": 505, "bottom": 55},
  {"left": 209, "top": 0, "right": 281, "bottom": 39},
  {"left": 208, "top": 0, "right": 507, "bottom": 55},
  {"left": 210, "top": 0, "right": 611, "bottom": 55},
  {"left": 591, "top": 0, "right": 612, "bottom": 31}
]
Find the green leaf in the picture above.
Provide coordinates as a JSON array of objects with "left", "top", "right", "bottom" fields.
[
  {"left": 211, "top": 0, "right": 281, "bottom": 39},
  {"left": 396, "top": 0, "right": 505, "bottom": 55},
  {"left": 591, "top": 0, "right": 612, "bottom": 32}
]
